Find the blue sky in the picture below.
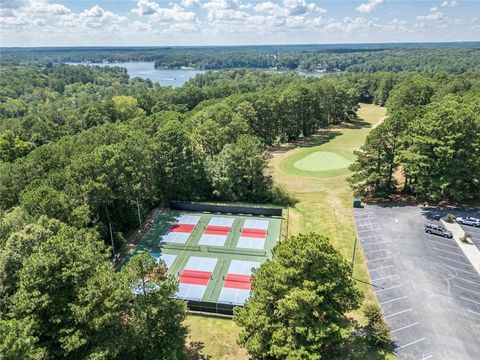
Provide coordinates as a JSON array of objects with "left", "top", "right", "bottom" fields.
[{"left": 1, "top": 0, "right": 479, "bottom": 46}]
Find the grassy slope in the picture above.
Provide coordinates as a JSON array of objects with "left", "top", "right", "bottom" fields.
[
  {"left": 185, "top": 104, "right": 391, "bottom": 360},
  {"left": 271, "top": 103, "right": 393, "bottom": 359}
]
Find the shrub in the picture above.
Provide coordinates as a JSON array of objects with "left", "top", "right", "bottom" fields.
[
  {"left": 369, "top": 320, "right": 391, "bottom": 347},
  {"left": 460, "top": 233, "right": 471, "bottom": 244},
  {"left": 445, "top": 213, "right": 456, "bottom": 223},
  {"left": 363, "top": 304, "right": 391, "bottom": 348},
  {"left": 364, "top": 304, "right": 382, "bottom": 326}
]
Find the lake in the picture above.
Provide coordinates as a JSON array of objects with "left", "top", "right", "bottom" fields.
[{"left": 68, "top": 61, "right": 324, "bottom": 87}]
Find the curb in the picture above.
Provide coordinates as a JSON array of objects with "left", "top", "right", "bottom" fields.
[{"left": 441, "top": 220, "right": 480, "bottom": 275}]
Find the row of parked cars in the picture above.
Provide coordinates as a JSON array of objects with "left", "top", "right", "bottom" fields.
[{"left": 424, "top": 216, "right": 479, "bottom": 238}]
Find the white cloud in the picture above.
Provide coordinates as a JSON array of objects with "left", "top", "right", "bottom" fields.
[
  {"left": 283, "top": 0, "right": 322, "bottom": 16},
  {"left": 416, "top": 11, "right": 443, "bottom": 21},
  {"left": 356, "top": 0, "right": 384, "bottom": 13},
  {"left": 441, "top": 0, "right": 457, "bottom": 7},
  {"left": 430, "top": 6, "right": 438, "bottom": 12},
  {"left": 181, "top": 0, "right": 202, "bottom": 7},
  {"left": 203, "top": 0, "right": 240, "bottom": 10},
  {"left": 131, "top": 0, "right": 159, "bottom": 15},
  {"left": 131, "top": 1, "right": 196, "bottom": 22}
]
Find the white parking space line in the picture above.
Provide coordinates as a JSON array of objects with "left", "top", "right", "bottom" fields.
[
  {"left": 446, "top": 265, "right": 477, "bottom": 276},
  {"left": 396, "top": 337, "right": 425, "bottom": 350},
  {"left": 392, "top": 322, "right": 418, "bottom": 333},
  {"left": 364, "top": 249, "right": 389, "bottom": 255},
  {"left": 360, "top": 234, "right": 383, "bottom": 240},
  {"left": 363, "top": 240, "right": 390, "bottom": 246},
  {"left": 380, "top": 295, "right": 408, "bottom": 305},
  {"left": 376, "top": 284, "right": 403, "bottom": 293},
  {"left": 371, "top": 274, "right": 399, "bottom": 281},
  {"left": 421, "top": 355, "right": 433, "bottom": 360},
  {"left": 434, "top": 247, "right": 465, "bottom": 257},
  {"left": 454, "top": 276, "right": 480, "bottom": 286},
  {"left": 370, "top": 264, "right": 395, "bottom": 271},
  {"left": 368, "top": 256, "right": 391, "bottom": 262},
  {"left": 467, "top": 309, "right": 480, "bottom": 317},
  {"left": 461, "top": 296, "right": 480, "bottom": 306},
  {"left": 385, "top": 308, "right": 413, "bottom": 318},
  {"left": 428, "top": 240, "right": 459, "bottom": 249},
  {"left": 438, "top": 256, "right": 472, "bottom": 267},
  {"left": 454, "top": 284, "right": 480, "bottom": 296}
]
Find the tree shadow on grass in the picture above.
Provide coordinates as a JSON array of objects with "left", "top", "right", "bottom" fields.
[
  {"left": 330, "top": 318, "right": 394, "bottom": 360},
  {"left": 184, "top": 341, "right": 212, "bottom": 360},
  {"left": 341, "top": 119, "right": 373, "bottom": 129},
  {"left": 269, "top": 130, "right": 342, "bottom": 155}
]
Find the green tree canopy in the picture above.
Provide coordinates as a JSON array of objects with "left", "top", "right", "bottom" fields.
[{"left": 235, "top": 233, "right": 363, "bottom": 360}]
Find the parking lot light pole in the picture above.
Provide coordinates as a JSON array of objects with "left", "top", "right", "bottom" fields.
[{"left": 351, "top": 237, "right": 357, "bottom": 277}]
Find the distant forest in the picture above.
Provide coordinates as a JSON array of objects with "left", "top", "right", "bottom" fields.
[{"left": 2, "top": 42, "right": 480, "bottom": 73}]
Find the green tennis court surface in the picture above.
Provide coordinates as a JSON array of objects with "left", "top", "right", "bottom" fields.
[{"left": 128, "top": 209, "right": 282, "bottom": 311}]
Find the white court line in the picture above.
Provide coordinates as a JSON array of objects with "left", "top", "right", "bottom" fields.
[
  {"left": 454, "top": 284, "right": 480, "bottom": 296},
  {"left": 372, "top": 274, "right": 399, "bottom": 281},
  {"left": 438, "top": 256, "right": 472, "bottom": 267},
  {"left": 434, "top": 247, "right": 465, "bottom": 257},
  {"left": 467, "top": 309, "right": 480, "bottom": 317},
  {"left": 369, "top": 265, "right": 395, "bottom": 272},
  {"left": 364, "top": 248, "right": 389, "bottom": 255},
  {"left": 376, "top": 284, "right": 403, "bottom": 293},
  {"left": 395, "top": 337, "right": 425, "bottom": 350},
  {"left": 368, "top": 256, "right": 391, "bottom": 262},
  {"left": 428, "top": 240, "right": 459, "bottom": 249},
  {"left": 380, "top": 295, "right": 408, "bottom": 305},
  {"left": 392, "top": 322, "right": 418, "bottom": 333},
  {"left": 384, "top": 308, "right": 413, "bottom": 318},
  {"left": 461, "top": 296, "right": 480, "bottom": 306}
]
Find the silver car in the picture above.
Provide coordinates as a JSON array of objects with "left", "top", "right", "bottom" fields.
[
  {"left": 425, "top": 224, "right": 453, "bottom": 238},
  {"left": 456, "top": 217, "right": 480, "bottom": 227}
]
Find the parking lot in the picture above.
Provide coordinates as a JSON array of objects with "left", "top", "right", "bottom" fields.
[
  {"left": 355, "top": 205, "right": 480, "bottom": 360},
  {"left": 455, "top": 209, "right": 480, "bottom": 252}
]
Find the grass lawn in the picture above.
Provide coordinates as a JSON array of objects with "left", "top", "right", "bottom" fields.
[
  {"left": 184, "top": 104, "right": 392, "bottom": 360},
  {"left": 185, "top": 315, "right": 247, "bottom": 359},
  {"left": 270, "top": 103, "right": 393, "bottom": 359}
]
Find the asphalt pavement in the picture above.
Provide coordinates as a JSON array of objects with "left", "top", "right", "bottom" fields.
[{"left": 354, "top": 205, "right": 480, "bottom": 360}]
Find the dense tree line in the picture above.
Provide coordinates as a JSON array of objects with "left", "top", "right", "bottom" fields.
[
  {"left": 349, "top": 73, "right": 480, "bottom": 201},
  {"left": 1, "top": 55, "right": 479, "bottom": 358},
  {"left": 3, "top": 44, "right": 480, "bottom": 73}
]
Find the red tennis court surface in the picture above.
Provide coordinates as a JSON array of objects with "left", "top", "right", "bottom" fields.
[
  {"left": 170, "top": 223, "right": 195, "bottom": 233},
  {"left": 179, "top": 269, "right": 212, "bottom": 286},
  {"left": 240, "top": 228, "right": 267, "bottom": 238},
  {"left": 224, "top": 274, "right": 252, "bottom": 290},
  {"left": 204, "top": 225, "right": 230, "bottom": 235}
]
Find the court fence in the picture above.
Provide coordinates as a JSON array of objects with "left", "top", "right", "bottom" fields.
[
  {"left": 170, "top": 201, "right": 282, "bottom": 217},
  {"left": 186, "top": 299, "right": 237, "bottom": 316}
]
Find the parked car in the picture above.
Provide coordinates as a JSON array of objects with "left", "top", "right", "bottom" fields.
[
  {"left": 425, "top": 224, "right": 453, "bottom": 238},
  {"left": 456, "top": 216, "right": 480, "bottom": 227}
]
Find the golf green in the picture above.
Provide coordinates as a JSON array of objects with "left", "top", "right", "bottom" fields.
[{"left": 293, "top": 151, "right": 353, "bottom": 171}]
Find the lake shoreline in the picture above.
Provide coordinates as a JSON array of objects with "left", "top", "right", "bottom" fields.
[{"left": 66, "top": 61, "right": 325, "bottom": 87}]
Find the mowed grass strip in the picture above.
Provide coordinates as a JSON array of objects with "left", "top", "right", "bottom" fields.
[
  {"left": 185, "top": 104, "right": 391, "bottom": 360},
  {"left": 271, "top": 103, "right": 393, "bottom": 359}
]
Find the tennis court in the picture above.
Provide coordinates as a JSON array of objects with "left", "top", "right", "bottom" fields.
[{"left": 129, "top": 204, "right": 282, "bottom": 313}]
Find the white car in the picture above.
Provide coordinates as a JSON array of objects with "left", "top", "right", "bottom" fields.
[{"left": 456, "top": 216, "right": 480, "bottom": 227}]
